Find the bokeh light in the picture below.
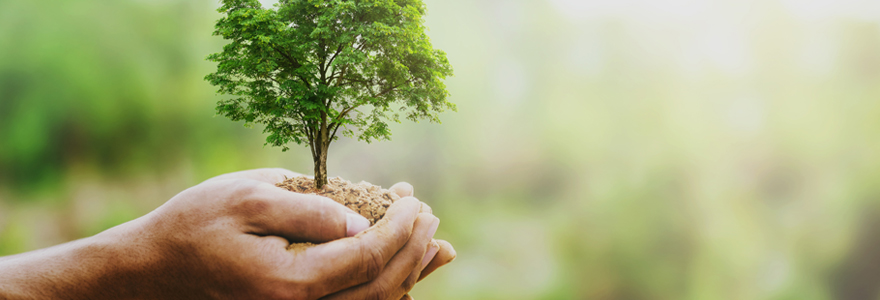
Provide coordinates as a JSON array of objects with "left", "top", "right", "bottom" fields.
[{"left": 3, "top": 0, "right": 880, "bottom": 299}]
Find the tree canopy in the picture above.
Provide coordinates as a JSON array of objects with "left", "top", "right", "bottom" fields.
[{"left": 206, "top": 0, "right": 454, "bottom": 181}]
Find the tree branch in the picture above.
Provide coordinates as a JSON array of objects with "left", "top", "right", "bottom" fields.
[
  {"left": 270, "top": 45, "right": 302, "bottom": 69},
  {"left": 328, "top": 102, "right": 362, "bottom": 139},
  {"left": 336, "top": 105, "right": 359, "bottom": 121},
  {"left": 330, "top": 121, "right": 342, "bottom": 141},
  {"left": 338, "top": 65, "right": 349, "bottom": 84},
  {"left": 263, "top": 75, "right": 284, "bottom": 93},
  {"left": 371, "top": 79, "right": 412, "bottom": 98},
  {"left": 270, "top": 45, "right": 312, "bottom": 89},
  {"left": 318, "top": 61, "right": 326, "bottom": 85},
  {"left": 326, "top": 44, "right": 344, "bottom": 71},
  {"left": 324, "top": 96, "right": 334, "bottom": 110},
  {"left": 339, "top": 77, "right": 371, "bottom": 86},
  {"left": 303, "top": 123, "right": 317, "bottom": 159},
  {"left": 302, "top": 119, "right": 313, "bottom": 141},
  {"left": 318, "top": 40, "right": 329, "bottom": 85}
]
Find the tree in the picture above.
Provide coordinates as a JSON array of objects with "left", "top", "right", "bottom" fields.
[{"left": 206, "top": 0, "right": 454, "bottom": 188}]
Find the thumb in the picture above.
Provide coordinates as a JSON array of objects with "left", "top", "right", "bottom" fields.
[{"left": 240, "top": 184, "right": 371, "bottom": 243}]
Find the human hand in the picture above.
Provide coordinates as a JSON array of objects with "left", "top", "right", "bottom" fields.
[
  {"left": 218, "top": 168, "right": 458, "bottom": 299},
  {"left": 315, "top": 180, "right": 458, "bottom": 300},
  {"left": 212, "top": 168, "right": 459, "bottom": 299},
  {"left": 382, "top": 182, "right": 457, "bottom": 300},
  {"left": 0, "top": 168, "right": 453, "bottom": 300}
]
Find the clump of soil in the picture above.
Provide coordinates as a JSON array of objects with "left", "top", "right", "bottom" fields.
[
  {"left": 276, "top": 176, "right": 401, "bottom": 225},
  {"left": 276, "top": 176, "right": 401, "bottom": 252}
]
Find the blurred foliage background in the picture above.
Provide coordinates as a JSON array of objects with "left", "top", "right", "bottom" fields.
[{"left": 3, "top": 0, "right": 880, "bottom": 299}]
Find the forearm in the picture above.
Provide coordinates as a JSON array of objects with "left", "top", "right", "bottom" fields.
[
  {"left": 0, "top": 239, "right": 102, "bottom": 298},
  {"left": 0, "top": 221, "right": 156, "bottom": 300}
]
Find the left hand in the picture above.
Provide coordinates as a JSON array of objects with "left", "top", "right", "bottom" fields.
[{"left": 321, "top": 180, "right": 457, "bottom": 300}]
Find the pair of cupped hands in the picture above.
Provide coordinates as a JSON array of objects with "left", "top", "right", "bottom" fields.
[{"left": 0, "top": 168, "right": 455, "bottom": 300}]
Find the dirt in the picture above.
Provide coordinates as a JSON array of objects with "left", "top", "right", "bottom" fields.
[{"left": 276, "top": 176, "right": 401, "bottom": 250}]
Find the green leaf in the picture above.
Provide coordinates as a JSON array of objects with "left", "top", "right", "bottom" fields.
[{"left": 206, "top": 0, "right": 454, "bottom": 156}]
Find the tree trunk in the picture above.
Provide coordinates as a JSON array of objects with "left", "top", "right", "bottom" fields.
[
  {"left": 314, "top": 145, "right": 328, "bottom": 189},
  {"left": 314, "top": 112, "right": 330, "bottom": 189}
]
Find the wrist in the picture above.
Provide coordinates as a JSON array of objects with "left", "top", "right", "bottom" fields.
[{"left": 0, "top": 219, "right": 158, "bottom": 300}]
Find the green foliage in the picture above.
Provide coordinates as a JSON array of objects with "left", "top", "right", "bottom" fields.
[
  {"left": 0, "top": 0, "right": 218, "bottom": 191},
  {"left": 205, "top": 0, "right": 454, "bottom": 153}
]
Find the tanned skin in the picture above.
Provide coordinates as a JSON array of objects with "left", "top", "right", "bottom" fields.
[{"left": 0, "top": 168, "right": 456, "bottom": 300}]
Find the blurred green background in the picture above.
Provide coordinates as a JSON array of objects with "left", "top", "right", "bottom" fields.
[{"left": 3, "top": 0, "right": 880, "bottom": 299}]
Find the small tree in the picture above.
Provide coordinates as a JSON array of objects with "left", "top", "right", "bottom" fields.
[{"left": 206, "top": 0, "right": 454, "bottom": 188}]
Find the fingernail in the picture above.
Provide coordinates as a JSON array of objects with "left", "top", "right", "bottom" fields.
[
  {"left": 419, "top": 202, "right": 433, "bottom": 214},
  {"left": 426, "top": 217, "right": 440, "bottom": 239},
  {"left": 346, "top": 213, "right": 370, "bottom": 237},
  {"left": 399, "top": 182, "right": 415, "bottom": 196},
  {"left": 421, "top": 240, "right": 440, "bottom": 269}
]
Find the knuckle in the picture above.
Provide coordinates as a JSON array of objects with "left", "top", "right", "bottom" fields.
[
  {"left": 360, "top": 243, "right": 387, "bottom": 280},
  {"left": 364, "top": 283, "right": 392, "bottom": 300},
  {"left": 388, "top": 220, "right": 412, "bottom": 245},
  {"left": 233, "top": 196, "right": 271, "bottom": 216},
  {"left": 224, "top": 180, "right": 266, "bottom": 201},
  {"left": 420, "top": 202, "right": 433, "bottom": 214},
  {"left": 315, "top": 197, "right": 340, "bottom": 220},
  {"left": 227, "top": 179, "right": 264, "bottom": 199},
  {"left": 401, "top": 274, "right": 418, "bottom": 292},
  {"left": 309, "top": 197, "right": 344, "bottom": 237},
  {"left": 398, "top": 196, "right": 419, "bottom": 205}
]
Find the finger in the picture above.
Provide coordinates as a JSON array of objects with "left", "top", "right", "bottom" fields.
[
  {"left": 238, "top": 182, "right": 370, "bottom": 242},
  {"left": 401, "top": 239, "right": 439, "bottom": 292},
  {"left": 389, "top": 182, "right": 414, "bottom": 198},
  {"left": 300, "top": 197, "right": 422, "bottom": 296},
  {"left": 260, "top": 235, "right": 292, "bottom": 250},
  {"left": 390, "top": 182, "right": 432, "bottom": 215},
  {"left": 322, "top": 213, "right": 439, "bottom": 300},
  {"left": 418, "top": 239, "right": 456, "bottom": 281},
  {"left": 419, "top": 202, "right": 432, "bottom": 215},
  {"left": 208, "top": 168, "right": 302, "bottom": 184}
]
